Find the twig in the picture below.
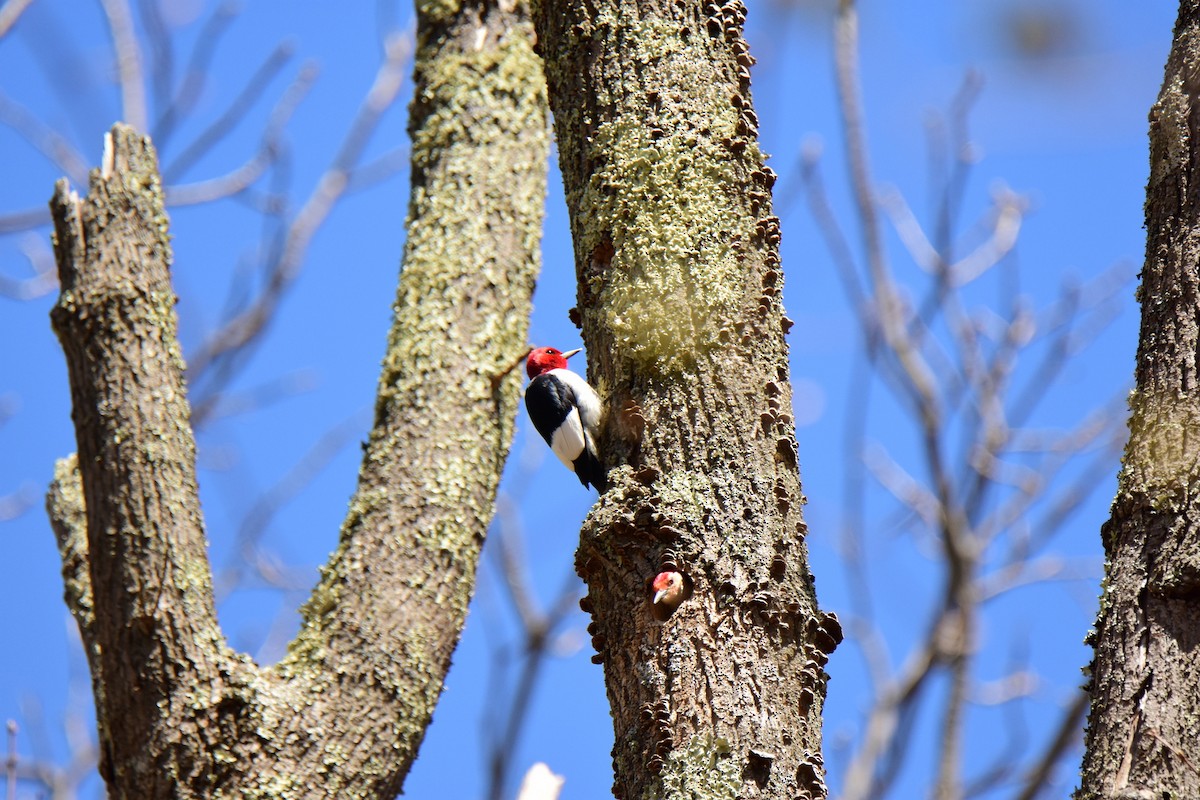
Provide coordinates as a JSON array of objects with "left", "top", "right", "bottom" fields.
[
  {"left": 152, "top": 1, "right": 240, "bottom": 147},
  {"left": 835, "top": 0, "right": 939, "bottom": 414},
  {"left": 235, "top": 408, "right": 369, "bottom": 567},
  {"left": 162, "top": 41, "right": 299, "bottom": 183},
  {"left": 492, "top": 347, "right": 534, "bottom": 392},
  {"left": 99, "top": 0, "right": 146, "bottom": 132},
  {"left": 482, "top": 494, "right": 581, "bottom": 800},
  {"left": 344, "top": 144, "right": 410, "bottom": 194},
  {"left": 0, "top": 90, "right": 90, "bottom": 183},
  {"left": 187, "top": 31, "right": 413, "bottom": 393},
  {"left": 5, "top": 720, "right": 15, "bottom": 800},
  {"left": 164, "top": 151, "right": 274, "bottom": 206},
  {"left": 135, "top": 0, "right": 173, "bottom": 112},
  {"left": 1011, "top": 691, "right": 1088, "bottom": 800},
  {"left": 839, "top": 634, "right": 939, "bottom": 800},
  {"left": 0, "top": 235, "right": 57, "bottom": 300},
  {"left": 838, "top": 354, "right": 879, "bottom": 640},
  {"left": 0, "top": 0, "right": 35, "bottom": 40},
  {"left": 0, "top": 207, "right": 47, "bottom": 234},
  {"left": 963, "top": 656, "right": 1031, "bottom": 798}
]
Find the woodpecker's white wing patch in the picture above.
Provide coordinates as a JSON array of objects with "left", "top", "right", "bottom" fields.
[
  {"left": 525, "top": 367, "right": 605, "bottom": 489},
  {"left": 559, "top": 371, "right": 600, "bottom": 434},
  {"left": 551, "top": 368, "right": 601, "bottom": 436},
  {"left": 549, "top": 407, "right": 587, "bottom": 469},
  {"left": 548, "top": 367, "right": 601, "bottom": 468}
]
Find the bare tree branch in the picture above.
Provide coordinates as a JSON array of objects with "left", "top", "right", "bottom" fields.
[
  {"left": 0, "top": 0, "right": 34, "bottom": 40},
  {"left": 1012, "top": 691, "right": 1087, "bottom": 800},
  {"left": 152, "top": 1, "right": 239, "bottom": 147},
  {"left": 0, "top": 90, "right": 89, "bottom": 184},
  {"left": 483, "top": 495, "right": 581, "bottom": 800},
  {"left": 162, "top": 41, "right": 300, "bottom": 183},
  {"left": 99, "top": 0, "right": 147, "bottom": 132},
  {"left": 0, "top": 206, "right": 47, "bottom": 233},
  {"left": 186, "top": 31, "right": 413, "bottom": 407},
  {"left": 135, "top": 0, "right": 173, "bottom": 112}
]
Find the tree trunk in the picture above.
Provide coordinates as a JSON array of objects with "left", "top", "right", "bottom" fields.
[
  {"left": 45, "top": 0, "right": 547, "bottom": 795},
  {"left": 532, "top": 1, "right": 839, "bottom": 798},
  {"left": 1078, "top": 2, "right": 1200, "bottom": 797}
]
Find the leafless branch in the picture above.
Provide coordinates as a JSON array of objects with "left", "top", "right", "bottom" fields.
[
  {"left": 1011, "top": 691, "right": 1088, "bottom": 800},
  {"left": 2, "top": 706, "right": 98, "bottom": 800},
  {"left": 186, "top": 31, "right": 414, "bottom": 403},
  {"left": 162, "top": 42, "right": 301, "bottom": 183},
  {"left": 344, "top": 144, "right": 411, "bottom": 194},
  {"left": 236, "top": 409, "right": 368, "bottom": 559},
  {"left": 152, "top": 1, "right": 240, "bottom": 147},
  {"left": 0, "top": 207, "right": 47, "bottom": 234},
  {"left": 99, "top": 0, "right": 146, "bottom": 132},
  {"left": 482, "top": 494, "right": 582, "bottom": 800},
  {"left": 135, "top": 0, "right": 173, "bottom": 113},
  {"left": 835, "top": 0, "right": 940, "bottom": 419},
  {"left": 0, "top": 235, "right": 57, "bottom": 300},
  {"left": 211, "top": 406, "right": 369, "bottom": 600},
  {"left": 5, "top": 720, "right": 14, "bottom": 800},
  {"left": 0, "top": 0, "right": 34, "bottom": 40},
  {"left": 818, "top": 3, "right": 1122, "bottom": 798},
  {"left": 160, "top": 62, "right": 315, "bottom": 211},
  {"left": 0, "top": 91, "right": 89, "bottom": 184}
]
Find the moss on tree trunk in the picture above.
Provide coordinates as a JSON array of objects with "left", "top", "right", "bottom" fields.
[
  {"left": 533, "top": 1, "right": 840, "bottom": 797},
  {"left": 46, "top": 0, "right": 548, "bottom": 795},
  {"left": 1078, "top": 2, "right": 1200, "bottom": 797}
]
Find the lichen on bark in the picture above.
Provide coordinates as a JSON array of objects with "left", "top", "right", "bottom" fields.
[
  {"left": 1078, "top": 3, "right": 1200, "bottom": 797},
  {"left": 46, "top": 0, "right": 550, "bottom": 795},
  {"left": 534, "top": 0, "right": 836, "bottom": 798}
]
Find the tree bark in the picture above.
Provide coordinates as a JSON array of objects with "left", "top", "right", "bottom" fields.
[
  {"left": 1078, "top": 2, "right": 1200, "bottom": 797},
  {"left": 45, "top": 0, "right": 547, "bottom": 795},
  {"left": 532, "top": 1, "right": 839, "bottom": 798},
  {"left": 50, "top": 129, "right": 238, "bottom": 794}
]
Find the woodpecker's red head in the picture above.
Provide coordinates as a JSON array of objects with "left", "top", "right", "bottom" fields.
[
  {"left": 652, "top": 571, "right": 686, "bottom": 608},
  {"left": 526, "top": 346, "right": 582, "bottom": 379}
]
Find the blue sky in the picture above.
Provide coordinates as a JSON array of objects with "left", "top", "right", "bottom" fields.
[{"left": 0, "top": 1, "right": 1176, "bottom": 798}]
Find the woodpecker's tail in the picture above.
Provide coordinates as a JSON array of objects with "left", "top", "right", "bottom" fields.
[{"left": 574, "top": 448, "right": 607, "bottom": 493}]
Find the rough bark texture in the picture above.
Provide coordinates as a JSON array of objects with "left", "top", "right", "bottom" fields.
[
  {"left": 49, "top": 130, "right": 243, "bottom": 794},
  {"left": 1078, "top": 2, "right": 1200, "bottom": 797},
  {"left": 532, "top": 2, "right": 839, "bottom": 798},
  {"left": 45, "top": 0, "right": 547, "bottom": 795},
  {"left": 275, "top": 0, "right": 548, "bottom": 792}
]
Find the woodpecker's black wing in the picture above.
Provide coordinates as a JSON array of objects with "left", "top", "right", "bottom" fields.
[
  {"left": 525, "top": 371, "right": 607, "bottom": 491},
  {"left": 525, "top": 373, "right": 577, "bottom": 448}
]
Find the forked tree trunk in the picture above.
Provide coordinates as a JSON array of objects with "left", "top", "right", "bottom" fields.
[
  {"left": 533, "top": 1, "right": 840, "bottom": 798},
  {"left": 1078, "top": 2, "right": 1200, "bottom": 797},
  {"left": 45, "top": 0, "right": 547, "bottom": 795}
]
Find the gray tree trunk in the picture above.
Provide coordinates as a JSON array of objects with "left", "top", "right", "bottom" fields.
[
  {"left": 1078, "top": 2, "right": 1200, "bottom": 797},
  {"left": 532, "top": 1, "right": 840, "bottom": 798},
  {"left": 45, "top": 0, "right": 547, "bottom": 795}
]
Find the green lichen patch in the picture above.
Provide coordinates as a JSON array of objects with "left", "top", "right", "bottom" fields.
[
  {"left": 649, "top": 734, "right": 742, "bottom": 800},
  {"left": 570, "top": 15, "right": 764, "bottom": 375}
]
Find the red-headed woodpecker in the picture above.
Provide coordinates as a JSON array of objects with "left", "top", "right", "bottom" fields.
[
  {"left": 525, "top": 346, "right": 606, "bottom": 491},
  {"left": 651, "top": 571, "right": 686, "bottom": 609}
]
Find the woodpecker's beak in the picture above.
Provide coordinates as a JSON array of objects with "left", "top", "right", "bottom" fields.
[
  {"left": 653, "top": 588, "right": 668, "bottom": 605},
  {"left": 562, "top": 348, "right": 583, "bottom": 360}
]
